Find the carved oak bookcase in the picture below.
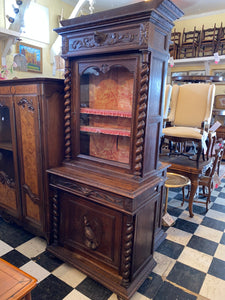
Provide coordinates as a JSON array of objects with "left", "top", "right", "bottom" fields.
[
  {"left": 0, "top": 78, "right": 64, "bottom": 237},
  {"left": 47, "top": 1, "right": 183, "bottom": 299}
]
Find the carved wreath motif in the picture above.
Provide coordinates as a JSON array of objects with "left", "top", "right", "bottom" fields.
[
  {"left": 17, "top": 98, "right": 35, "bottom": 111},
  {"left": 83, "top": 215, "right": 101, "bottom": 250}
]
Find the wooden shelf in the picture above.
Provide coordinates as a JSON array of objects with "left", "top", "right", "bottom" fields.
[
  {"left": 0, "top": 142, "right": 13, "bottom": 151},
  {"left": 80, "top": 126, "right": 131, "bottom": 137},
  {"left": 80, "top": 108, "right": 132, "bottom": 118}
]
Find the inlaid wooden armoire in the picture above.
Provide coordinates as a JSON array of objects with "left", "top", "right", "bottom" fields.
[{"left": 47, "top": 1, "right": 183, "bottom": 299}]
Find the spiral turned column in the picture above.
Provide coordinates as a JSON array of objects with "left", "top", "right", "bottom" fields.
[
  {"left": 52, "top": 191, "right": 59, "bottom": 245},
  {"left": 64, "top": 59, "right": 72, "bottom": 160},
  {"left": 121, "top": 218, "right": 134, "bottom": 287},
  {"left": 134, "top": 58, "right": 149, "bottom": 177}
]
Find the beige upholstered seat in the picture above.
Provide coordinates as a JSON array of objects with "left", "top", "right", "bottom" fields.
[
  {"left": 162, "top": 83, "right": 215, "bottom": 165},
  {"left": 163, "top": 84, "right": 172, "bottom": 126}
]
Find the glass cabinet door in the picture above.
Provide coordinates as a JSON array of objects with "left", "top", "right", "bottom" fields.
[
  {"left": 0, "top": 104, "right": 15, "bottom": 181},
  {"left": 78, "top": 59, "right": 137, "bottom": 166}
]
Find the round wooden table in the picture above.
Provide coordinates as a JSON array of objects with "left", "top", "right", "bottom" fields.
[{"left": 164, "top": 172, "right": 191, "bottom": 218}]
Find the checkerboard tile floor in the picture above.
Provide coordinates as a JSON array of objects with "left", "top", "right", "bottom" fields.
[{"left": 1, "top": 178, "right": 225, "bottom": 300}]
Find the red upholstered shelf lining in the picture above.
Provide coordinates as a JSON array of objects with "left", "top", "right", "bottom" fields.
[
  {"left": 80, "top": 126, "right": 131, "bottom": 137},
  {"left": 80, "top": 108, "right": 132, "bottom": 118}
]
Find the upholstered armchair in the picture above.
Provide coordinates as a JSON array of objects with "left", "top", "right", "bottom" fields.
[{"left": 162, "top": 83, "right": 215, "bottom": 165}]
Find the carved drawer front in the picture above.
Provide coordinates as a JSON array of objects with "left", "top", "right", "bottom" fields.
[{"left": 59, "top": 191, "right": 122, "bottom": 269}]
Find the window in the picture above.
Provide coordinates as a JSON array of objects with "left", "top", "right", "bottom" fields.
[{"left": 5, "top": 0, "right": 49, "bottom": 44}]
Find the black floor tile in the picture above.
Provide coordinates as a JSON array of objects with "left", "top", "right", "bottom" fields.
[
  {"left": 211, "top": 203, "right": 225, "bottom": 213},
  {"left": 201, "top": 217, "right": 225, "bottom": 231},
  {"left": 217, "top": 191, "right": 225, "bottom": 198},
  {"left": 32, "top": 251, "right": 64, "bottom": 272},
  {"left": 190, "top": 204, "right": 207, "bottom": 215},
  {"left": 167, "top": 206, "right": 183, "bottom": 217},
  {"left": 172, "top": 218, "right": 199, "bottom": 234},
  {"left": 31, "top": 274, "right": 73, "bottom": 300},
  {"left": 75, "top": 277, "right": 113, "bottom": 300},
  {"left": 138, "top": 272, "right": 163, "bottom": 298},
  {"left": 167, "top": 261, "right": 206, "bottom": 294},
  {"left": 153, "top": 281, "right": 197, "bottom": 300},
  {"left": 208, "top": 258, "right": 225, "bottom": 281},
  {"left": 0, "top": 219, "right": 34, "bottom": 247},
  {"left": 1, "top": 249, "right": 30, "bottom": 268},
  {"left": 187, "top": 235, "right": 218, "bottom": 256},
  {"left": 155, "top": 239, "right": 184, "bottom": 260},
  {"left": 220, "top": 233, "right": 225, "bottom": 245}
]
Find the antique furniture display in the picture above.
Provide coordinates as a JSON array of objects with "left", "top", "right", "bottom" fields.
[
  {"left": 161, "top": 83, "right": 215, "bottom": 166},
  {"left": 179, "top": 27, "right": 200, "bottom": 59},
  {"left": 0, "top": 78, "right": 64, "bottom": 238},
  {"left": 0, "top": 258, "right": 37, "bottom": 300},
  {"left": 169, "top": 29, "right": 181, "bottom": 59},
  {"left": 160, "top": 154, "right": 213, "bottom": 217},
  {"left": 182, "top": 147, "right": 224, "bottom": 211},
  {"left": 198, "top": 23, "right": 220, "bottom": 57},
  {"left": 46, "top": 1, "right": 183, "bottom": 299}
]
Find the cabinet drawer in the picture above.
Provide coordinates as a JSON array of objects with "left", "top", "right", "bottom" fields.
[{"left": 59, "top": 191, "right": 122, "bottom": 269}]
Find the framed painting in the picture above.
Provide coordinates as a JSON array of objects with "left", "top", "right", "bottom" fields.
[{"left": 16, "top": 42, "right": 42, "bottom": 73}]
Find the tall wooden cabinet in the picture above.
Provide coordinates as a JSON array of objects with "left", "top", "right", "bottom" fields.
[
  {"left": 47, "top": 1, "right": 183, "bottom": 299},
  {"left": 0, "top": 78, "right": 64, "bottom": 237}
]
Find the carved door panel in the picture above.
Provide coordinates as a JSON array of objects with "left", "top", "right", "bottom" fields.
[
  {"left": 0, "top": 94, "right": 20, "bottom": 218},
  {"left": 59, "top": 191, "right": 122, "bottom": 269},
  {"left": 14, "top": 94, "right": 43, "bottom": 229}
]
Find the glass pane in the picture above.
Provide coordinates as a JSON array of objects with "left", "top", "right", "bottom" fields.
[
  {"left": 80, "top": 65, "right": 134, "bottom": 164},
  {"left": 0, "top": 106, "right": 12, "bottom": 148}
]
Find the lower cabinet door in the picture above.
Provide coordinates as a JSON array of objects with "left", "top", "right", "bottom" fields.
[{"left": 59, "top": 191, "right": 123, "bottom": 270}]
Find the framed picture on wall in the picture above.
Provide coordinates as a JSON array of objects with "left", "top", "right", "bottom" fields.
[
  {"left": 188, "top": 70, "right": 206, "bottom": 76},
  {"left": 16, "top": 42, "right": 42, "bottom": 73},
  {"left": 213, "top": 70, "right": 225, "bottom": 77}
]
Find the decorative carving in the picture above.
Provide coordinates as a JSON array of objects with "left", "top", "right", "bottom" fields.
[
  {"left": 71, "top": 30, "right": 137, "bottom": 50},
  {"left": 62, "top": 37, "right": 69, "bottom": 55},
  {"left": 94, "top": 31, "right": 107, "bottom": 44},
  {"left": 51, "top": 175, "right": 123, "bottom": 205},
  {"left": 52, "top": 190, "right": 59, "bottom": 244},
  {"left": 22, "top": 184, "right": 40, "bottom": 205},
  {"left": 121, "top": 217, "right": 134, "bottom": 287},
  {"left": 17, "top": 98, "right": 35, "bottom": 111},
  {"left": 134, "top": 56, "right": 149, "bottom": 177},
  {"left": 100, "top": 64, "right": 110, "bottom": 74},
  {"left": 64, "top": 59, "right": 72, "bottom": 160},
  {"left": 139, "top": 23, "right": 149, "bottom": 45},
  {"left": 83, "top": 216, "right": 100, "bottom": 250},
  {"left": 0, "top": 171, "right": 15, "bottom": 188}
]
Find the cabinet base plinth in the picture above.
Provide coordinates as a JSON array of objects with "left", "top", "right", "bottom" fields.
[{"left": 47, "top": 244, "right": 156, "bottom": 300}]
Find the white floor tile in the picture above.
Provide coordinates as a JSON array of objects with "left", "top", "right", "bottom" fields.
[
  {"left": 63, "top": 289, "right": 91, "bottom": 300},
  {"left": 177, "top": 247, "right": 213, "bottom": 273},
  {"left": 178, "top": 210, "right": 204, "bottom": 224},
  {"left": 166, "top": 227, "right": 192, "bottom": 245},
  {"left": 16, "top": 237, "right": 47, "bottom": 258},
  {"left": 206, "top": 209, "right": 225, "bottom": 223},
  {"left": 168, "top": 199, "right": 188, "bottom": 209},
  {"left": 130, "top": 292, "right": 150, "bottom": 300},
  {"left": 153, "top": 252, "right": 176, "bottom": 277},
  {"left": 52, "top": 263, "right": 87, "bottom": 288},
  {"left": 20, "top": 260, "right": 50, "bottom": 283},
  {"left": 200, "top": 274, "right": 225, "bottom": 300},
  {"left": 194, "top": 225, "right": 223, "bottom": 243},
  {"left": 214, "top": 197, "right": 225, "bottom": 205},
  {"left": 214, "top": 244, "right": 225, "bottom": 261},
  {"left": 0, "top": 240, "right": 13, "bottom": 256}
]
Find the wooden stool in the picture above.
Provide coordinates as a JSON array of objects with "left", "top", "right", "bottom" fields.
[{"left": 0, "top": 258, "right": 37, "bottom": 300}]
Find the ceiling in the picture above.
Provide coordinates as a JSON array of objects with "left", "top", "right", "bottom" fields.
[{"left": 62, "top": 0, "right": 225, "bottom": 17}]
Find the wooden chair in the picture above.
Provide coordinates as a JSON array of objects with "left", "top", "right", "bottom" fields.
[
  {"left": 161, "top": 83, "right": 216, "bottom": 166},
  {"left": 180, "top": 27, "right": 200, "bottom": 58},
  {"left": 169, "top": 29, "right": 181, "bottom": 59},
  {"left": 182, "top": 147, "right": 224, "bottom": 211},
  {"left": 198, "top": 23, "right": 220, "bottom": 57},
  {"left": 218, "top": 23, "right": 225, "bottom": 55}
]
